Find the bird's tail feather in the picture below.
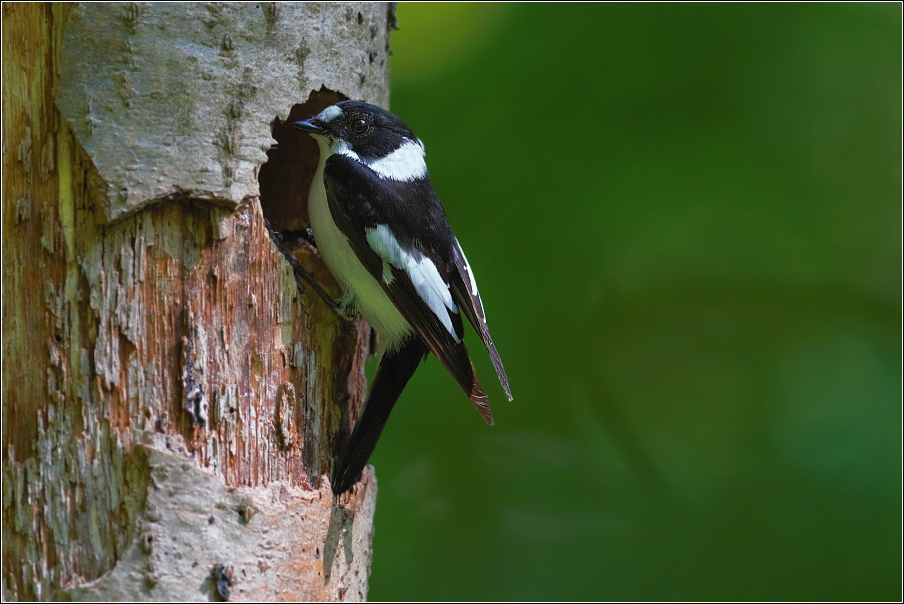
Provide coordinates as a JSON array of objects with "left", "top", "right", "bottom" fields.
[
  {"left": 427, "top": 337, "right": 495, "bottom": 426},
  {"left": 331, "top": 335, "right": 428, "bottom": 495},
  {"left": 469, "top": 379, "right": 495, "bottom": 426}
]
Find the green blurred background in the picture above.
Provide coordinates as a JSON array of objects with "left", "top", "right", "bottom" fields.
[{"left": 366, "top": 3, "right": 901, "bottom": 600}]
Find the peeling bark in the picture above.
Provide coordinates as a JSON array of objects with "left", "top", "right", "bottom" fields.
[{"left": 2, "top": 3, "right": 395, "bottom": 600}]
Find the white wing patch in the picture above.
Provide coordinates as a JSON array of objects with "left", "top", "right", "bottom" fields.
[
  {"left": 455, "top": 238, "right": 487, "bottom": 324},
  {"left": 366, "top": 224, "right": 460, "bottom": 341},
  {"left": 366, "top": 139, "right": 428, "bottom": 182},
  {"left": 455, "top": 238, "right": 479, "bottom": 295}
]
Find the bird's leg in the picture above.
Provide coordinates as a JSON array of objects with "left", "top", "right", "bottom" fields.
[{"left": 265, "top": 219, "right": 349, "bottom": 319}]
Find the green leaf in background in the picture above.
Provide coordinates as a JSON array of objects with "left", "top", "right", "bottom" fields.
[{"left": 368, "top": 3, "right": 901, "bottom": 601}]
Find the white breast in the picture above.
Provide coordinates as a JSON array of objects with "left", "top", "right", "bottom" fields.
[{"left": 308, "top": 138, "right": 414, "bottom": 353}]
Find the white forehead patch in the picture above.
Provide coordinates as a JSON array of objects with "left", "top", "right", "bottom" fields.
[
  {"left": 366, "top": 139, "right": 428, "bottom": 182},
  {"left": 366, "top": 224, "right": 459, "bottom": 341},
  {"left": 318, "top": 105, "right": 343, "bottom": 122}
]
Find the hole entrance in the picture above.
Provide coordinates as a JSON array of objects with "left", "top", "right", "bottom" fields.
[{"left": 258, "top": 86, "right": 348, "bottom": 233}]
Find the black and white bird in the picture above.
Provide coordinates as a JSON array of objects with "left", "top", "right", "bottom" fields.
[{"left": 292, "top": 101, "right": 512, "bottom": 495}]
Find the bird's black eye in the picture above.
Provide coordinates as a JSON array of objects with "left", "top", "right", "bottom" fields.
[{"left": 350, "top": 118, "right": 368, "bottom": 135}]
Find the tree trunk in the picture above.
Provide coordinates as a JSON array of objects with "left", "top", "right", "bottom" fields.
[{"left": 2, "top": 3, "right": 396, "bottom": 600}]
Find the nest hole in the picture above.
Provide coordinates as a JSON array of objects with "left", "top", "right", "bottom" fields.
[{"left": 258, "top": 86, "right": 348, "bottom": 234}]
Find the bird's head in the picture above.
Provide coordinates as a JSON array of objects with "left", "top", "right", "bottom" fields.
[{"left": 292, "top": 101, "right": 427, "bottom": 181}]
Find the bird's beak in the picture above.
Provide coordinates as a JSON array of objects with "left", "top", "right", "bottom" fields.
[{"left": 291, "top": 118, "right": 327, "bottom": 135}]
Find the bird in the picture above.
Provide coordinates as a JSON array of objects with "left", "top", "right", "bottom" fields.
[{"left": 292, "top": 100, "right": 512, "bottom": 495}]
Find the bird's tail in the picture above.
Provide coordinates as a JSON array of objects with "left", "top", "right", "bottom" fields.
[
  {"left": 431, "top": 340, "right": 495, "bottom": 426},
  {"left": 331, "top": 335, "right": 428, "bottom": 495}
]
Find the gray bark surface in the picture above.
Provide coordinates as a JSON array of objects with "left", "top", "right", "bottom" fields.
[{"left": 56, "top": 2, "right": 392, "bottom": 223}]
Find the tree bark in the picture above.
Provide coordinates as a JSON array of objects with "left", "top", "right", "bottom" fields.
[{"left": 2, "top": 3, "right": 396, "bottom": 600}]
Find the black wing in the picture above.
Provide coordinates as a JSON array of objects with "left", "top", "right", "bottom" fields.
[
  {"left": 448, "top": 240, "right": 512, "bottom": 401},
  {"left": 323, "top": 155, "right": 510, "bottom": 421}
]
